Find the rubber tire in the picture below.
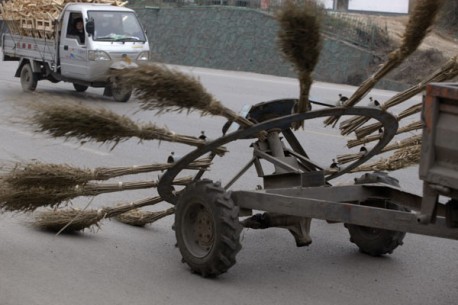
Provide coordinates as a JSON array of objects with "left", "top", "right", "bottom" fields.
[
  {"left": 346, "top": 172, "right": 407, "bottom": 256},
  {"left": 73, "top": 83, "right": 88, "bottom": 92},
  {"left": 20, "top": 63, "right": 37, "bottom": 92},
  {"left": 175, "top": 179, "right": 242, "bottom": 277}
]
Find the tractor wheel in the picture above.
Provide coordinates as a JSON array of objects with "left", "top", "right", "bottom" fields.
[
  {"left": 345, "top": 172, "right": 407, "bottom": 256},
  {"left": 20, "top": 63, "right": 37, "bottom": 92},
  {"left": 175, "top": 179, "right": 242, "bottom": 277},
  {"left": 73, "top": 83, "right": 88, "bottom": 92}
]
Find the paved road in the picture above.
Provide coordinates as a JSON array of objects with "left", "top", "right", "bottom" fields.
[{"left": 0, "top": 60, "right": 456, "bottom": 305}]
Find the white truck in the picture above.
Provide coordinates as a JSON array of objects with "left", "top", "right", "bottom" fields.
[{"left": 1, "top": 3, "right": 150, "bottom": 102}]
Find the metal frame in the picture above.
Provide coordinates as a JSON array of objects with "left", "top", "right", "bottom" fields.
[
  {"left": 158, "top": 101, "right": 458, "bottom": 241},
  {"left": 418, "top": 83, "right": 458, "bottom": 224}
]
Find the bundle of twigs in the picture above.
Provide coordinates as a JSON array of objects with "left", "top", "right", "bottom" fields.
[
  {"left": 355, "top": 103, "right": 422, "bottom": 139},
  {"left": 276, "top": 0, "right": 323, "bottom": 129},
  {"left": 27, "top": 103, "right": 226, "bottom": 154},
  {"left": 0, "top": 176, "right": 192, "bottom": 212},
  {"left": 336, "top": 134, "right": 422, "bottom": 165},
  {"left": 347, "top": 120, "right": 423, "bottom": 148},
  {"left": 336, "top": 147, "right": 367, "bottom": 164},
  {"left": 32, "top": 196, "right": 166, "bottom": 233},
  {"left": 2, "top": 158, "right": 211, "bottom": 189},
  {"left": 382, "top": 134, "right": 422, "bottom": 152},
  {"left": 324, "top": 0, "right": 444, "bottom": 127},
  {"left": 109, "top": 65, "right": 253, "bottom": 129},
  {"left": 352, "top": 145, "right": 421, "bottom": 172},
  {"left": 115, "top": 207, "right": 175, "bottom": 227},
  {"left": 341, "top": 56, "right": 458, "bottom": 136}
]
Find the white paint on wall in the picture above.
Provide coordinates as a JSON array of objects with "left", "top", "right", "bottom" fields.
[{"left": 348, "top": 0, "right": 409, "bottom": 13}]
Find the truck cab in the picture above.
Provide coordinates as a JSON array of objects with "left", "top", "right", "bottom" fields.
[{"left": 59, "top": 4, "right": 149, "bottom": 83}]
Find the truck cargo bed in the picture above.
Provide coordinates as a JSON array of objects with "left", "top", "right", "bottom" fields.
[{"left": 2, "top": 34, "right": 56, "bottom": 62}]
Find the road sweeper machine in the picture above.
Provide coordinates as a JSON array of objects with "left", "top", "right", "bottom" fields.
[
  {"left": 153, "top": 82, "right": 458, "bottom": 277},
  {"left": 0, "top": 0, "right": 150, "bottom": 102},
  {"left": 0, "top": 0, "right": 457, "bottom": 279}
]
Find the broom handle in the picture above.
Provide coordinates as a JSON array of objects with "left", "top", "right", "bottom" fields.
[
  {"left": 82, "top": 177, "right": 192, "bottom": 196},
  {"left": 104, "top": 196, "right": 163, "bottom": 218}
]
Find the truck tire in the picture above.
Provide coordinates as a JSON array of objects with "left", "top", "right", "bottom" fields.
[
  {"left": 175, "top": 179, "right": 242, "bottom": 277},
  {"left": 73, "top": 83, "right": 88, "bottom": 92},
  {"left": 20, "top": 63, "right": 37, "bottom": 92},
  {"left": 345, "top": 172, "right": 407, "bottom": 256}
]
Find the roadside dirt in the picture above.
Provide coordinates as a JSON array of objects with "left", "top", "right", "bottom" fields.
[
  {"left": 372, "top": 14, "right": 457, "bottom": 58},
  {"left": 355, "top": 14, "right": 457, "bottom": 86}
]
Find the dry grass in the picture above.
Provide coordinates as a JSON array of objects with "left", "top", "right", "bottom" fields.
[
  {"left": 346, "top": 56, "right": 457, "bottom": 137},
  {"left": 1, "top": 158, "right": 211, "bottom": 189},
  {"left": 27, "top": 103, "right": 226, "bottom": 154},
  {"left": 110, "top": 64, "right": 253, "bottom": 128},
  {"left": 352, "top": 145, "right": 421, "bottom": 172},
  {"left": 0, "top": 184, "right": 76, "bottom": 212},
  {"left": 33, "top": 209, "right": 103, "bottom": 233},
  {"left": 336, "top": 134, "right": 422, "bottom": 165},
  {"left": 115, "top": 207, "right": 175, "bottom": 227},
  {"left": 0, "top": 177, "right": 192, "bottom": 212},
  {"left": 354, "top": 104, "right": 422, "bottom": 139},
  {"left": 347, "top": 120, "right": 423, "bottom": 148},
  {"left": 276, "top": 0, "right": 323, "bottom": 125},
  {"left": 324, "top": 0, "right": 445, "bottom": 127},
  {"left": 32, "top": 196, "right": 164, "bottom": 233},
  {"left": 382, "top": 134, "right": 422, "bottom": 152},
  {"left": 4, "top": 162, "right": 92, "bottom": 188}
]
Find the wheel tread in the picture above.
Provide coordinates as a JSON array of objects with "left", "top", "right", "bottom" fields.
[{"left": 175, "top": 180, "right": 242, "bottom": 277}]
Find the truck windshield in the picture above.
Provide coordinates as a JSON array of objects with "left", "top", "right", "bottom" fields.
[{"left": 88, "top": 11, "right": 146, "bottom": 42}]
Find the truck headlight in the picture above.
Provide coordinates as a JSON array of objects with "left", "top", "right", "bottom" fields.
[
  {"left": 136, "top": 51, "right": 150, "bottom": 62},
  {"left": 88, "top": 50, "right": 111, "bottom": 61}
]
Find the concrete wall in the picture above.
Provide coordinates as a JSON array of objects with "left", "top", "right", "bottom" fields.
[{"left": 136, "top": 6, "right": 377, "bottom": 85}]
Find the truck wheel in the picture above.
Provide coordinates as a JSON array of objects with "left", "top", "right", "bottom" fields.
[
  {"left": 73, "top": 83, "right": 88, "bottom": 92},
  {"left": 175, "top": 179, "right": 242, "bottom": 277},
  {"left": 20, "top": 63, "right": 37, "bottom": 92},
  {"left": 111, "top": 83, "right": 131, "bottom": 103},
  {"left": 345, "top": 172, "right": 407, "bottom": 256}
]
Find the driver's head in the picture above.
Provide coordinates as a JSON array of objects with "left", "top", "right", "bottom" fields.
[{"left": 74, "top": 18, "right": 84, "bottom": 32}]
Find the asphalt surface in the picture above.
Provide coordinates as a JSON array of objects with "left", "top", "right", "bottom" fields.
[{"left": 0, "top": 60, "right": 457, "bottom": 305}]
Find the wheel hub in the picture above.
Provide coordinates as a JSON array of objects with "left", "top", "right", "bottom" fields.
[{"left": 194, "top": 208, "right": 214, "bottom": 248}]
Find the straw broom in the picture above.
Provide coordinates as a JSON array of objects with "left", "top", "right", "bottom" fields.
[
  {"left": 336, "top": 134, "right": 422, "bottom": 165},
  {"left": 109, "top": 64, "right": 254, "bottom": 129},
  {"left": 354, "top": 103, "right": 423, "bottom": 139},
  {"left": 0, "top": 176, "right": 192, "bottom": 212},
  {"left": 2, "top": 158, "right": 211, "bottom": 189},
  {"left": 114, "top": 207, "right": 175, "bottom": 227},
  {"left": 381, "top": 134, "right": 422, "bottom": 152},
  {"left": 27, "top": 103, "right": 227, "bottom": 154},
  {"left": 347, "top": 120, "right": 423, "bottom": 148},
  {"left": 32, "top": 196, "right": 166, "bottom": 232},
  {"left": 276, "top": 0, "right": 323, "bottom": 129},
  {"left": 352, "top": 145, "right": 421, "bottom": 173},
  {"left": 336, "top": 147, "right": 367, "bottom": 165},
  {"left": 341, "top": 56, "right": 458, "bottom": 136},
  {"left": 324, "top": 0, "right": 445, "bottom": 127}
]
